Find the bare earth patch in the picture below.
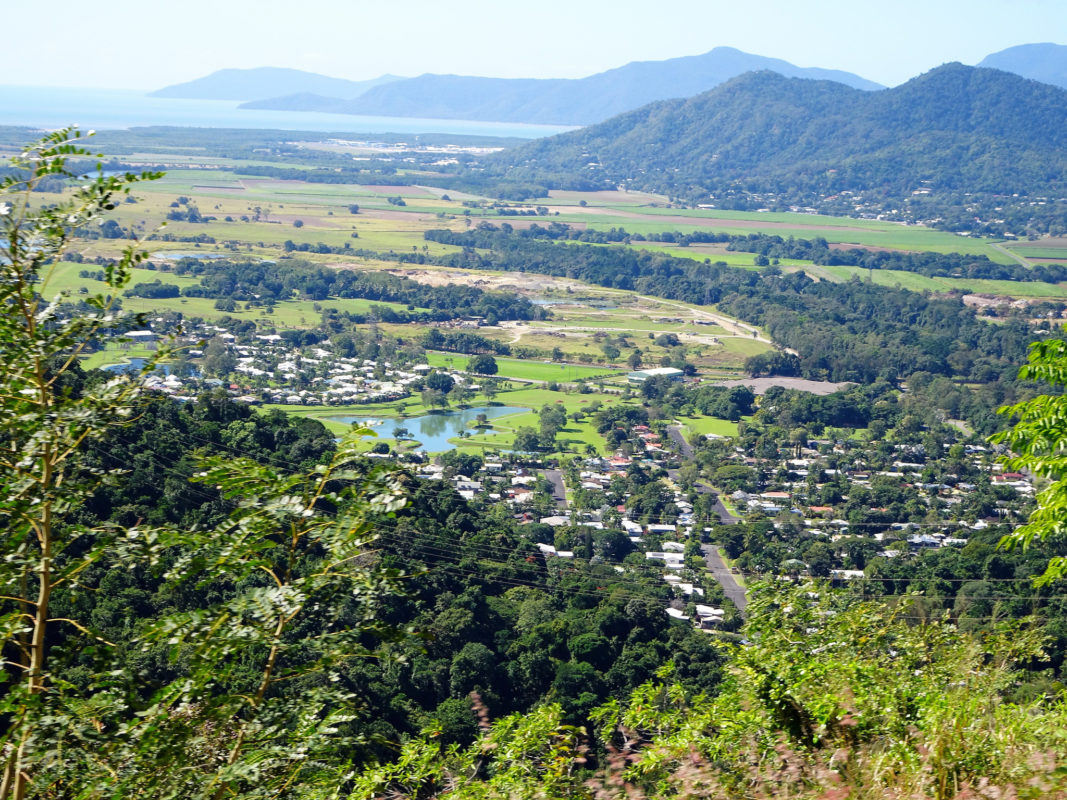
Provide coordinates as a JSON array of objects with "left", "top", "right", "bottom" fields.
[{"left": 372, "top": 267, "right": 595, "bottom": 295}]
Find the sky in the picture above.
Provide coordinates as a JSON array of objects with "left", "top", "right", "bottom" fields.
[{"left": 8, "top": 0, "right": 1066, "bottom": 90}]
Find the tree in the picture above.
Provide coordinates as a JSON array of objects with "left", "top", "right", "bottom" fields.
[
  {"left": 425, "top": 370, "right": 455, "bottom": 395},
  {"left": 0, "top": 130, "right": 163, "bottom": 798},
  {"left": 467, "top": 354, "right": 498, "bottom": 375},
  {"left": 202, "top": 335, "right": 237, "bottom": 377},
  {"left": 422, "top": 387, "right": 449, "bottom": 409},
  {"left": 0, "top": 131, "right": 412, "bottom": 799},
  {"left": 628, "top": 349, "right": 643, "bottom": 370},
  {"left": 513, "top": 427, "right": 545, "bottom": 452},
  {"left": 993, "top": 332, "right": 1067, "bottom": 582},
  {"left": 539, "top": 404, "right": 567, "bottom": 440}
]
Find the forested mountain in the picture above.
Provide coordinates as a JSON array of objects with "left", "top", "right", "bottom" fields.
[
  {"left": 250, "top": 47, "right": 880, "bottom": 125},
  {"left": 978, "top": 42, "right": 1067, "bottom": 89},
  {"left": 487, "top": 63, "right": 1067, "bottom": 201},
  {"left": 150, "top": 68, "right": 402, "bottom": 101}
]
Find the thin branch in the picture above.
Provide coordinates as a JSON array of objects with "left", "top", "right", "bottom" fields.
[
  {"left": 47, "top": 618, "right": 116, "bottom": 647},
  {"left": 0, "top": 597, "right": 37, "bottom": 606}
]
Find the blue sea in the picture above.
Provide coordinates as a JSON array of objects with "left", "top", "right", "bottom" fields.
[{"left": 0, "top": 85, "right": 574, "bottom": 139}]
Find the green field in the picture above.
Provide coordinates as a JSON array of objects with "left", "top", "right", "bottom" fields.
[
  {"left": 676, "top": 415, "right": 741, "bottom": 438},
  {"left": 557, "top": 211, "right": 1013, "bottom": 262},
  {"left": 424, "top": 351, "right": 623, "bottom": 382},
  {"left": 1004, "top": 248, "right": 1067, "bottom": 259},
  {"left": 803, "top": 264, "right": 1067, "bottom": 298},
  {"left": 80, "top": 344, "right": 159, "bottom": 370}
]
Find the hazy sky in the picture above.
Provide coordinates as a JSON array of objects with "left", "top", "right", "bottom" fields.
[{"left": 9, "top": 0, "right": 1066, "bottom": 90}]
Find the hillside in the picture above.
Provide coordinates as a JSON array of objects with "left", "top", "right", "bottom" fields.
[
  {"left": 238, "top": 91, "right": 347, "bottom": 112},
  {"left": 251, "top": 47, "right": 880, "bottom": 125},
  {"left": 979, "top": 42, "right": 1067, "bottom": 89},
  {"left": 487, "top": 63, "right": 1067, "bottom": 200},
  {"left": 150, "top": 68, "right": 402, "bottom": 101}
]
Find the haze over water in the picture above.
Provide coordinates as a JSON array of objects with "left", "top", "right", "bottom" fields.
[{"left": 0, "top": 86, "right": 573, "bottom": 138}]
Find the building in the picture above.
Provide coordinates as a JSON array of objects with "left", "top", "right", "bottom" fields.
[{"left": 627, "top": 367, "right": 684, "bottom": 384}]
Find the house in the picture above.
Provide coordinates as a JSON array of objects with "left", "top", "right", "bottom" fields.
[
  {"left": 627, "top": 367, "right": 684, "bottom": 383},
  {"left": 539, "top": 515, "right": 571, "bottom": 526}
]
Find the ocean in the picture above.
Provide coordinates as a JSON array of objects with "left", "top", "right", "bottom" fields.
[{"left": 0, "top": 85, "right": 574, "bottom": 139}]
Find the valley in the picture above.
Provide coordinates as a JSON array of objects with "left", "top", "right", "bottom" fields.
[{"left": 4, "top": 19, "right": 1067, "bottom": 797}]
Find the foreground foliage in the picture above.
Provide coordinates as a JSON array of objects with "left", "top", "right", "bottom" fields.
[
  {"left": 355, "top": 584, "right": 1067, "bottom": 800},
  {"left": 995, "top": 332, "right": 1067, "bottom": 583},
  {"left": 0, "top": 131, "right": 409, "bottom": 799}
]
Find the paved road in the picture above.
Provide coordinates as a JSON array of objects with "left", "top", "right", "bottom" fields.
[
  {"left": 702, "top": 544, "right": 747, "bottom": 613},
  {"left": 666, "top": 426, "right": 740, "bottom": 527},
  {"left": 666, "top": 425, "right": 694, "bottom": 458},
  {"left": 542, "top": 469, "right": 567, "bottom": 509},
  {"left": 705, "top": 488, "right": 740, "bottom": 526},
  {"left": 667, "top": 468, "right": 740, "bottom": 527},
  {"left": 991, "top": 242, "right": 1030, "bottom": 267}
]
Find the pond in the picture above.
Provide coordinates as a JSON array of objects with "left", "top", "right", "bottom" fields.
[{"left": 326, "top": 406, "right": 529, "bottom": 452}]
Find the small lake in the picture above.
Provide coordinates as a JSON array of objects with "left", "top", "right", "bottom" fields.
[{"left": 326, "top": 405, "right": 528, "bottom": 451}]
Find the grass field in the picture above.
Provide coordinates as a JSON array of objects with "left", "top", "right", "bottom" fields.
[
  {"left": 1003, "top": 247, "right": 1067, "bottom": 259},
  {"left": 80, "top": 344, "right": 158, "bottom": 370},
  {"left": 676, "top": 415, "right": 741, "bottom": 437},
  {"left": 554, "top": 211, "right": 1012, "bottom": 261},
  {"left": 423, "top": 352, "right": 623, "bottom": 382},
  {"left": 802, "top": 264, "right": 1067, "bottom": 298}
]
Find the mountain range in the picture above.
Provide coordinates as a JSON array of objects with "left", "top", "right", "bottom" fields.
[
  {"left": 487, "top": 63, "right": 1067, "bottom": 200},
  {"left": 313, "top": 48, "right": 883, "bottom": 125},
  {"left": 978, "top": 42, "right": 1067, "bottom": 89},
  {"left": 154, "top": 48, "right": 882, "bottom": 125},
  {"left": 149, "top": 67, "right": 403, "bottom": 101},
  {"left": 151, "top": 42, "right": 1067, "bottom": 131}
]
